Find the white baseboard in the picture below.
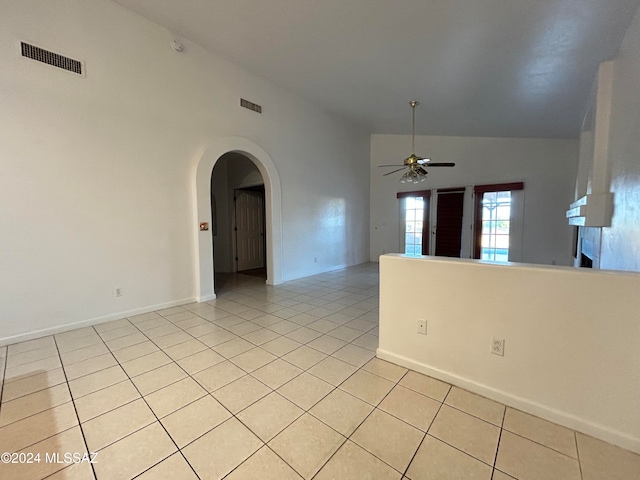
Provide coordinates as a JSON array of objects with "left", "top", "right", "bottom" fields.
[
  {"left": 196, "top": 293, "right": 217, "bottom": 302},
  {"left": 0, "top": 297, "right": 196, "bottom": 347},
  {"left": 376, "top": 348, "right": 640, "bottom": 455}
]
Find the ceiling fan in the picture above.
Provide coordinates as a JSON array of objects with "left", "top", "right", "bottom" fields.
[{"left": 379, "top": 101, "right": 455, "bottom": 183}]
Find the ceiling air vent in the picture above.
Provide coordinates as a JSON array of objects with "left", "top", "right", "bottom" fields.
[
  {"left": 240, "top": 98, "right": 262, "bottom": 114},
  {"left": 20, "top": 42, "right": 83, "bottom": 75}
]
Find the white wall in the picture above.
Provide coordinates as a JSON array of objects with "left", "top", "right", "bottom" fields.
[
  {"left": 226, "top": 154, "right": 262, "bottom": 188},
  {"left": 0, "top": 0, "right": 370, "bottom": 344},
  {"left": 378, "top": 254, "right": 640, "bottom": 453},
  {"left": 600, "top": 4, "right": 640, "bottom": 271},
  {"left": 370, "top": 135, "right": 578, "bottom": 265},
  {"left": 210, "top": 158, "right": 232, "bottom": 273}
]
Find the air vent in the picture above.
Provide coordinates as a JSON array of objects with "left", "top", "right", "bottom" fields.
[
  {"left": 20, "top": 42, "right": 83, "bottom": 75},
  {"left": 240, "top": 98, "right": 262, "bottom": 114}
]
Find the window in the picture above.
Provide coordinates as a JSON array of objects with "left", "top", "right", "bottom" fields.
[
  {"left": 397, "top": 190, "right": 431, "bottom": 255},
  {"left": 404, "top": 196, "right": 425, "bottom": 255},
  {"left": 479, "top": 191, "right": 511, "bottom": 261},
  {"left": 473, "top": 182, "right": 524, "bottom": 262}
]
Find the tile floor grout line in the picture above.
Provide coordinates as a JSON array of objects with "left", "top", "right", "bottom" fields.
[
  {"left": 125, "top": 311, "right": 298, "bottom": 447},
  {"left": 177, "top": 297, "right": 345, "bottom": 478},
  {"left": 0, "top": 404, "right": 83, "bottom": 455},
  {"left": 129, "top": 450, "right": 200, "bottom": 480},
  {"left": 0, "top": 347, "right": 8, "bottom": 414},
  {"left": 307, "top": 365, "right": 414, "bottom": 478},
  {"left": 1, "top": 354, "right": 62, "bottom": 383},
  {"left": 575, "top": 431, "right": 585, "bottom": 480},
  {"left": 94, "top": 325, "right": 205, "bottom": 480},
  {"left": 425, "top": 432, "right": 500, "bottom": 470},
  {"left": 243, "top": 346, "right": 376, "bottom": 477},
  {"left": 401, "top": 396, "right": 449, "bottom": 479},
  {"left": 51, "top": 332, "right": 98, "bottom": 480},
  {"left": 402, "top": 388, "right": 468, "bottom": 478},
  {"left": 224, "top": 420, "right": 305, "bottom": 479},
  {"left": 503, "top": 429, "right": 583, "bottom": 461},
  {"left": 439, "top": 400, "right": 504, "bottom": 430},
  {"left": 216, "top": 444, "right": 268, "bottom": 480},
  {"left": 309, "top": 436, "right": 351, "bottom": 480},
  {"left": 490, "top": 404, "right": 507, "bottom": 474}
]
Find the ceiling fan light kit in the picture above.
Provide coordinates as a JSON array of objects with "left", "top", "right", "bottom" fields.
[{"left": 380, "top": 100, "right": 455, "bottom": 183}]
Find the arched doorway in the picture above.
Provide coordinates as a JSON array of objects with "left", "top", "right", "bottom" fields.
[
  {"left": 211, "top": 153, "right": 266, "bottom": 281},
  {"left": 194, "top": 137, "right": 283, "bottom": 301}
]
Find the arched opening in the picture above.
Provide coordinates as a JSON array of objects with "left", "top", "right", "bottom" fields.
[
  {"left": 211, "top": 153, "right": 266, "bottom": 288},
  {"left": 194, "top": 137, "right": 283, "bottom": 301}
]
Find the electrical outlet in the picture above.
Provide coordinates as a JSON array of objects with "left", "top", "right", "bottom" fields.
[
  {"left": 114, "top": 287, "right": 122, "bottom": 297},
  {"left": 417, "top": 318, "right": 427, "bottom": 335},
  {"left": 491, "top": 337, "right": 504, "bottom": 356}
]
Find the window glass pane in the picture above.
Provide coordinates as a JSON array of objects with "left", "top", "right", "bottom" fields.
[
  {"left": 483, "top": 192, "right": 497, "bottom": 203},
  {"left": 406, "top": 209, "right": 415, "bottom": 222},
  {"left": 402, "top": 194, "right": 429, "bottom": 256},
  {"left": 497, "top": 205, "right": 511, "bottom": 220},
  {"left": 405, "top": 233, "right": 414, "bottom": 245},
  {"left": 495, "top": 250, "right": 509, "bottom": 262},
  {"left": 497, "top": 220, "right": 509, "bottom": 234},
  {"left": 496, "top": 235, "right": 510, "bottom": 248}
]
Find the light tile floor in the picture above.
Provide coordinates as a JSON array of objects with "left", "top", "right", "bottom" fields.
[{"left": 0, "top": 263, "right": 639, "bottom": 479}]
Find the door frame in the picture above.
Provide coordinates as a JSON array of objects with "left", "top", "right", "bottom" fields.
[{"left": 195, "top": 137, "right": 283, "bottom": 301}]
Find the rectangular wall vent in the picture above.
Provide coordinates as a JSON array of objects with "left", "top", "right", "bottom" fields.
[
  {"left": 240, "top": 98, "right": 262, "bottom": 114},
  {"left": 20, "top": 42, "right": 83, "bottom": 75}
]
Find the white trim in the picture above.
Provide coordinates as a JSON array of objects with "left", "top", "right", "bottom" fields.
[
  {"left": 376, "top": 348, "right": 640, "bottom": 454},
  {"left": 0, "top": 297, "right": 195, "bottom": 347},
  {"left": 196, "top": 294, "right": 217, "bottom": 303},
  {"left": 193, "top": 136, "right": 284, "bottom": 300}
]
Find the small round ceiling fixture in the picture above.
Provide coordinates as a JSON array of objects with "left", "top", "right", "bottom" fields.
[{"left": 171, "top": 40, "right": 184, "bottom": 52}]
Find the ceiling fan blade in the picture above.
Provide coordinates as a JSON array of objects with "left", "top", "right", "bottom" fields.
[
  {"left": 425, "top": 162, "right": 456, "bottom": 167},
  {"left": 417, "top": 167, "right": 428, "bottom": 175},
  {"left": 383, "top": 167, "right": 408, "bottom": 176},
  {"left": 378, "top": 164, "right": 405, "bottom": 167}
]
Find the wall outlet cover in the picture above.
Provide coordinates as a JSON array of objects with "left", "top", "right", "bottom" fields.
[
  {"left": 417, "top": 318, "right": 427, "bottom": 335},
  {"left": 492, "top": 337, "right": 505, "bottom": 356}
]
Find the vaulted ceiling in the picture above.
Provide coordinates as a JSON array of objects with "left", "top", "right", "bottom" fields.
[{"left": 114, "top": 0, "right": 640, "bottom": 138}]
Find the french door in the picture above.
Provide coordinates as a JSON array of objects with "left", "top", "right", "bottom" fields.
[
  {"left": 397, "top": 190, "right": 430, "bottom": 255},
  {"left": 399, "top": 183, "right": 523, "bottom": 261}
]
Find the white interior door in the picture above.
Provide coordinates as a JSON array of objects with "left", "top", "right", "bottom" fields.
[{"left": 235, "top": 189, "right": 265, "bottom": 271}]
